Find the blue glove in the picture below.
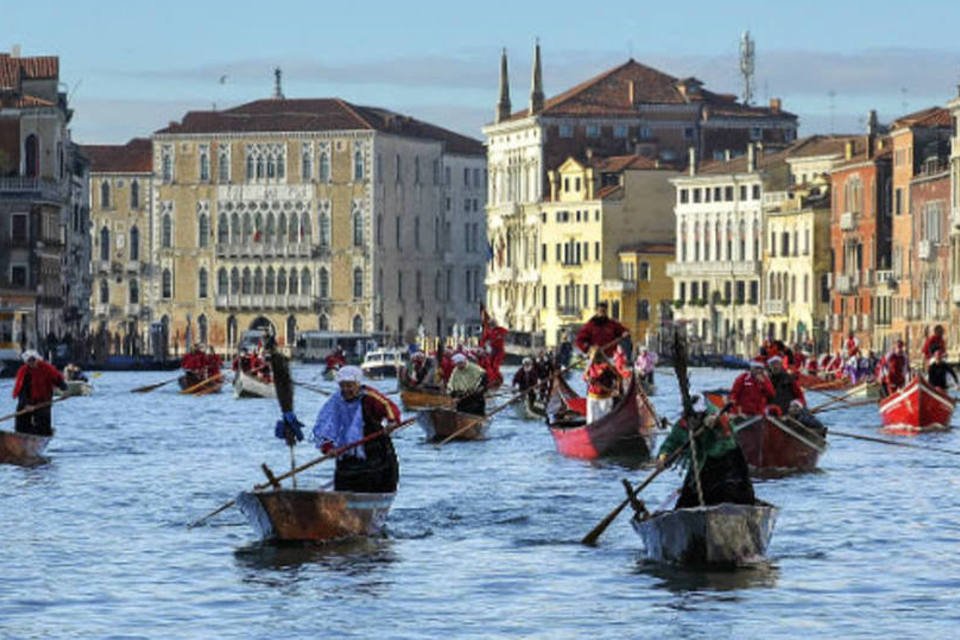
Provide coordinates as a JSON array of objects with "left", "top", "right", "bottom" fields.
[{"left": 274, "top": 411, "right": 304, "bottom": 443}]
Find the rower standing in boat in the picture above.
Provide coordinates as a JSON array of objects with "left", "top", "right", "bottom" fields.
[
  {"left": 766, "top": 355, "right": 806, "bottom": 416},
  {"left": 729, "top": 360, "right": 774, "bottom": 416},
  {"left": 63, "top": 363, "right": 88, "bottom": 382},
  {"left": 310, "top": 366, "right": 400, "bottom": 493},
  {"left": 634, "top": 346, "right": 657, "bottom": 386},
  {"left": 921, "top": 325, "right": 946, "bottom": 368},
  {"left": 512, "top": 357, "right": 540, "bottom": 400},
  {"left": 927, "top": 350, "right": 957, "bottom": 393},
  {"left": 656, "top": 395, "right": 756, "bottom": 509},
  {"left": 880, "top": 340, "right": 910, "bottom": 396},
  {"left": 575, "top": 301, "right": 628, "bottom": 357},
  {"left": 446, "top": 353, "right": 488, "bottom": 416},
  {"left": 404, "top": 351, "right": 438, "bottom": 389},
  {"left": 584, "top": 347, "right": 619, "bottom": 423},
  {"left": 12, "top": 350, "right": 68, "bottom": 437}
]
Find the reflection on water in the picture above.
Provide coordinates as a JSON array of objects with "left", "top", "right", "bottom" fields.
[
  {"left": 636, "top": 557, "right": 780, "bottom": 593},
  {"left": 235, "top": 537, "right": 397, "bottom": 573}
]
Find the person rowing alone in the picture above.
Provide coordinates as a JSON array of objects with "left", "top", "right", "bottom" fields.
[
  {"left": 12, "top": 350, "right": 68, "bottom": 437},
  {"left": 294, "top": 365, "right": 400, "bottom": 493},
  {"left": 446, "top": 353, "right": 488, "bottom": 416},
  {"left": 656, "top": 394, "right": 756, "bottom": 509}
]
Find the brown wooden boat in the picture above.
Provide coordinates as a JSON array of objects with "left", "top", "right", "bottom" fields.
[
  {"left": 734, "top": 414, "right": 826, "bottom": 475},
  {"left": 178, "top": 371, "right": 224, "bottom": 395},
  {"left": 417, "top": 407, "right": 488, "bottom": 441},
  {"left": 0, "top": 428, "right": 52, "bottom": 466},
  {"left": 236, "top": 489, "right": 395, "bottom": 543},
  {"left": 547, "top": 374, "right": 657, "bottom": 460}
]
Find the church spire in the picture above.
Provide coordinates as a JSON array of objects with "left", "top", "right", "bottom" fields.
[
  {"left": 529, "top": 39, "right": 544, "bottom": 115},
  {"left": 495, "top": 48, "right": 512, "bottom": 124}
]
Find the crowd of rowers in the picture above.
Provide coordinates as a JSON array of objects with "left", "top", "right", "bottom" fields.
[{"left": 756, "top": 323, "right": 957, "bottom": 397}]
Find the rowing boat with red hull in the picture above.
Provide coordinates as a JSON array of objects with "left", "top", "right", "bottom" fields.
[{"left": 879, "top": 376, "right": 955, "bottom": 432}]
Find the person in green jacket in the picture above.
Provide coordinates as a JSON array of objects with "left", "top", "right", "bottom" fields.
[
  {"left": 656, "top": 394, "right": 755, "bottom": 509},
  {"left": 446, "top": 353, "right": 488, "bottom": 415}
]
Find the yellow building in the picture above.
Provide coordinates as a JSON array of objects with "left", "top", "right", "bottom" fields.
[
  {"left": 535, "top": 155, "right": 677, "bottom": 344},
  {"left": 149, "top": 97, "right": 484, "bottom": 354},
  {"left": 83, "top": 138, "right": 153, "bottom": 353},
  {"left": 601, "top": 243, "right": 674, "bottom": 346}
]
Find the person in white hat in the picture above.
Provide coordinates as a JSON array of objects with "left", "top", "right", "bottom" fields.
[
  {"left": 309, "top": 365, "right": 401, "bottom": 493},
  {"left": 446, "top": 353, "right": 488, "bottom": 415},
  {"left": 12, "top": 350, "right": 68, "bottom": 436}
]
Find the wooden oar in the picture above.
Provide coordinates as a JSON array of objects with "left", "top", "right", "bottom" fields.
[
  {"left": 828, "top": 428, "right": 960, "bottom": 456},
  {"left": 187, "top": 415, "right": 418, "bottom": 528},
  {"left": 808, "top": 383, "right": 872, "bottom": 413},
  {"left": 130, "top": 375, "right": 180, "bottom": 394},
  {"left": 581, "top": 332, "right": 694, "bottom": 546},
  {"left": 812, "top": 396, "right": 879, "bottom": 414},
  {"left": 179, "top": 371, "right": 224, "bottom": 395},
  {"left": 766, "top": 415, "right": 827, "bottom": 454},
  {"left": 0, "top": 396, "right": 71, "bottom": 424},
  {"left": 270, "top": 349, "right": 298, "bottom": 488}
]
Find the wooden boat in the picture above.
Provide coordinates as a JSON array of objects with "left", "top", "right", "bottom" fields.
[
  {"left": 322, "top": 369, "right": 337, "bottom": 381},
  {"left": 178, "top": 371, "right": 223, "bottom": 395},
  {"left": 547, "top": 375, "right": 657, "bottom": 460},
  {"left": 55, "top": 380, "right": 93, "bottom": 397},
  {"left": 512, "top": 391, "right": 545, "bottom": 421},
  {"left": 733, "top": 414, "right": 826, "bottom": 474},
  {"left": 879, "top": 376, "right": 955, "bottom": 432},
  {"left": 0, "top": 429, "right": 52, "bottom": 466},
  {"left": 233, "top": 369, "right": 277, "bottom": 399},
  {"left": 847, "top": 380, "right": 883, "bottom": 400},
  {"left": 236, "top": 489, "right": 395, "bottom": 543},
  {"left": 631, "top": 501, "right": 779, "bottom": 568},
  {"left": 796, "top": 372, "right": 851, "bottom": 391},
  {"left": 417, "top": 407, "right": 488, "bottom": 441}
]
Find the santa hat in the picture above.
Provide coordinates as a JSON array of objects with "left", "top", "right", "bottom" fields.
[
  {"left": 20, "top": 349, "right": 41, "bottom": 362},
  {"left": 749, "top": 358, "right": 766, "bottom": 369},
  {"left": 767, "top": 355, "right": 783, "bottom": 366},
  {"left": 452, "top": 354, "right": 468, "bottom": 365}
]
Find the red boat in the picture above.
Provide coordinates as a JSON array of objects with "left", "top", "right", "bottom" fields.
[
  {"left": 879, "top": 376, "right": 955, "bottom": 432},
  {"left": 734, "top": 414, "right": 825, "bottom": 474},
  {"left": 703, "top": 390, "right": 826, "bottom": 474},
  {"left": 547, "top": 374, "right": 657, "bottom": 460}
]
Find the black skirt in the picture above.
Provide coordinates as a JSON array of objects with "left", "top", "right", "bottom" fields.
[
  {"left": 676, "top": 447, "right": 755, "bottom": 509},
  {"left": 334, "top": 435, "right": 399, "bottom": 493}
]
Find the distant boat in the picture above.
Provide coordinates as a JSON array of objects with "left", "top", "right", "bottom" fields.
[
  {"left": 233, "top": 369, "right": 276, "bottom": 399},
  {"left": 236, "top": 489, "right": 394, "bottom": 543},
  {"left": 418, "top": 407, "right": 488, "bottom": 441},
  {"left": 55, "top": 380, "right": 93, "bottom": 398},
  {"left": 361, "top": 348, "right": 409, "bottom": 379}
]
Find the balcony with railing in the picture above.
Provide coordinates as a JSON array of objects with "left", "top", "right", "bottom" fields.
[
  {"left": 602, "top": 279, "right": 636, "bottom": 293},
  {"left": 557, "top": 305, "right": 582, "bottom": 318},
  {"left": 836, "top": 272, "right": 859, "bottom": 294},
  {"left": 763, "top": 299, "right": 787, "bottom": 316},
  {"left": 126, "top": 303, "right": 141, "bottom": 317},
  {"left": 666, "top": 261, "right": 761, "bottom": 277},
  {"left": 215, "top": 242, "right": 314, "bottom": 259},
  {"left": 839, "top": 212, "right": 857, "bottom": 231},
  {"left": 0, "top": 176, "right": 69, "bottom": 203},
  {"left": 876, "top": 270, "right": 896, "bottom": 290},
  {"left": 214, "top": 293, "right": 313, "bottom": 310},
  {"left": 918, "top": 240, "right": 935, "bottom": 261}
]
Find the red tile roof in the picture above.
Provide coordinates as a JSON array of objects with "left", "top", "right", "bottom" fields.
[
  {"left": 505, "top": 59, "right": 794, "bottom": 121},
  {"left": 81, "top": 138, "right": 153, "bottom": 173},
  {"left": 589, "top": 154, "right": 668, "bottom": 172},
  {"left": 0, "top": 53, "right": 59, "bottom": 89},
  {"left": 891, "top": 106, "right": 952, "bottom": 129},
  {"left": 595, "top": 184, "right": 623, "bottom": 199},
  {"left": 156, "top": 98, "right": 484, "bottom": 155},
  {"left": 0, "top": 94, "right": 55, "bottom": 108},
  {"left": 696, "top": 135, "right": 872, "bottom": 175}
]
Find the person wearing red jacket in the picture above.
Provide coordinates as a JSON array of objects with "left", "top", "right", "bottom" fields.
[
  {"left": 479, "top": 306, "right": 508, "bottom": 369},
  {"left": 845, "top": 331, "right": 861, "bottom": 359},
  {"left": 583, "top": 348, "right": 619, "bottom": 422},
  {"left": 575, "top": 301, "right": 628, "bottom": 357},
  {"left": 729, "top": 361, "right": 775, "bottom": 416},
  {"left": 12, "top": 350, "right": 67, "bottom": 436},
  {"left": 612, "top": 344, "right": 632, "bottom": 379},
  {"left": 882, "top": 341, "right": 909, "bottom": 395},
  {"left": 921, "top": 325, "right": 946, "bottom": 366}
]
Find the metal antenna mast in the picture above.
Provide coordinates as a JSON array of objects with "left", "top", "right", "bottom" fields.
[{"left": 739, "top": 31, "right": 755, "bottom": 106}]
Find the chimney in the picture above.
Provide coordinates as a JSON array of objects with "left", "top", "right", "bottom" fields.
[
  {"left": 747, "top": 143, "right": 755, "bottom": 173},
  {"left": 866, "top": 109, "right": 878, "bottom": 158},
  {"left": 495, "top": 48, "right": 512, "bottom": 124},
  {"left": 688, "top": 146, "right": 697, "bottom": 176},
  {"left": 844, "top": 140, "right": 854, "bottom": 160},
  {"left": 11, "top": 44, "right": 21, "bottom": 58},
  {"left": 585, "top": 147, "right": 594, "bottom": 160},
  {"left": 628, "top": 80, "right": 637, "bottom": 106},
  {"left": 724, "top": 149, "right": 732, "bottom": 162},
  {"left": 769, "top": 97, "right": 781, "bottom": 113},
  {"left": 529, "top": 39, "right": 544, "bottom": 115}
]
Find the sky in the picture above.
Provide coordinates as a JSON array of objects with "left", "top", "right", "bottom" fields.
[{"left": 5, "top": 0, "right": 960, "bottom": 144}]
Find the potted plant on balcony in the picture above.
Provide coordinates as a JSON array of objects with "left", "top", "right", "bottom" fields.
[{"left": 672, "top": 299, "right": 684, "bottom": 309}]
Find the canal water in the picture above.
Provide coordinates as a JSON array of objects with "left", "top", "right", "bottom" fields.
[{"left": 2, "top": 366, "right": 959, "bottom": 639}]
